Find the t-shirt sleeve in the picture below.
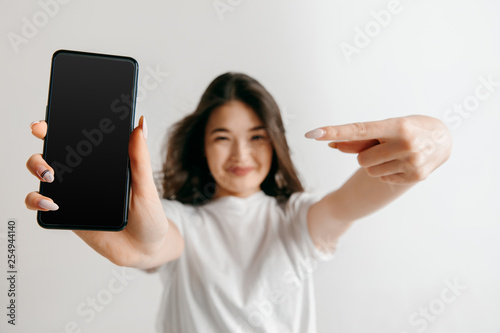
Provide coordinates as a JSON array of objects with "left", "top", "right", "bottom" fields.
[
  {"left": 160, "top": 197, "right": 188, "bottom": 238},
  {"left": 139, "top": 197, "right": 187, "bottom": 274},
  {"left": 285, "top": 191, "right": 341, "bottom": 263}
]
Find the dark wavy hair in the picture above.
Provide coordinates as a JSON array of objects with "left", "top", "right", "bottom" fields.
[{"left": 155, "top": 72, "right": 304, "bottom": 205}]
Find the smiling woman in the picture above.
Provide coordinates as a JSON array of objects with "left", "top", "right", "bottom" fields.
[
  {"left": 145, "top": 70, "right": 453, "bottom": 332},
  {"left": 147, "top": 72, "right": 342, "bottom": 332},
  {"left": 159, "top": 72, "right": 305, "bottom": 205},
  {"left": 203, "top": 100, "right": 274, "bottom": 198}
]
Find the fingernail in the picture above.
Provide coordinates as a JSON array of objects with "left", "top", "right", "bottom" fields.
[
  {"left": 142, "top": 115, "right": 148, "bottom": 140},
  {"left": 305, "top": 128, "right": 325, "bottom": 139},
  {"left": 36, "top": 165, "right": 54, "bottom": 182},
  {"left": 30, "top": 120, "right": 41, "bottom": 130},
  {"left": 329, "top": 142, "right": 338, "bottom": 148},
  {"left": 39, "top": 199, "right": 59, "bottom": 211}
]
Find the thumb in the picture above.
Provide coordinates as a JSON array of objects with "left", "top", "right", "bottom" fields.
[{"left": 128, "top": 115, "right": 156, "bottom": 200}]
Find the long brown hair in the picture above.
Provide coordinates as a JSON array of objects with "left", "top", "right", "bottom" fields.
[{"left": 155, "top": 72, "right": 304, "bottom": 205}]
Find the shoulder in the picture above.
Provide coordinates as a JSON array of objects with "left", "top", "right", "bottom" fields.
[
  {"left": 160, "top": 197, "right": 199, "bottom": 237},
  {"left": 272, "top": 191, "right": 326, "bottom": 225},
  {"left": 276, "top": 190, "right": 338, "bottom": 261},
  {"left": 160, "top": 197, "right": 197, "bottom": 214},
  {"left": 279, "top": 191, "right": 324, "bottom": 213}
]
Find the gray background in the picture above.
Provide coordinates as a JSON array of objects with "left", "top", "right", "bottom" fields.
[{"left": 1, "top": 0, "right": 499, "bottom": 332}]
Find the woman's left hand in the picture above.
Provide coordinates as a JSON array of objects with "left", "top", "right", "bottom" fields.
[{"left": 304, "top": 115, "right": 453, "bottom": 184}]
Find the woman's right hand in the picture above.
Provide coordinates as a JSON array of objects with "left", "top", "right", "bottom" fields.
[{"left": 25, "top": 116, "right": 183, "bottom": 268}]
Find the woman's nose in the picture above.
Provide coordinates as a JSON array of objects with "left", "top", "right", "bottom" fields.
[{"left": 231, "top": 140, "right": 251, "bottom": 159}]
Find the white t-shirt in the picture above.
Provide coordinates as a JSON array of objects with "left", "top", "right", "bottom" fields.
[{"left": 149, "top": 190, "right": 339, "bottom": 333}]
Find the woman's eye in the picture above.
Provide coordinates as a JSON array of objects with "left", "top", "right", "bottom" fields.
[
  {"left": 252, "top": 135, "right": 266, "bottom": 141},
  {"left": 215, "top": 137, "right": 228, "bottom": 141}
]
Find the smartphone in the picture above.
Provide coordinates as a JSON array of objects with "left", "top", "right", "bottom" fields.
[{"left": 37, "top": 49, "right": 138, "bottom": 231}]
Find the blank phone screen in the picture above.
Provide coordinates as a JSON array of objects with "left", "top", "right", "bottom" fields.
[{"left": 38, "top": 50, "right": 138, "bottom": 230}]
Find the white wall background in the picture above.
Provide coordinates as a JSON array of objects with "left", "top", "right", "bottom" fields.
[{"left": 1, "top": 0, "right": 499, "bottom": 332}]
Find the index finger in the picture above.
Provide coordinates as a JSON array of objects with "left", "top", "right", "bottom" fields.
[
  {"left": 30, "top": 120, "right": 47, "bottom": 140},
  {"left": 305, "top": 118, "right": 396, "bottom": 141}
]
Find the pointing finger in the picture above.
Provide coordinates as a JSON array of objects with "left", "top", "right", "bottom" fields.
[{"left": 305, "top": 118, "right": 397, "bottom": 141}]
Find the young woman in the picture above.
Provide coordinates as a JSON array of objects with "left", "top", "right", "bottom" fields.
[{"left": 26, "top": 72, "right": 452, "bottom": 332}]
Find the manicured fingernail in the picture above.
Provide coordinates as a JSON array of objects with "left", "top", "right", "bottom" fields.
[
  {"left": 305, "top": 128, "right": 325, "bottom": 139},
  {"left": 30, "top": 120, "right": 41, "bottom": 130},
  {"left": 329, "top": 142, "right": 338, "bottom": 148},
  {"left": 39, "top": 199, "right": 59, "bottom": 211},
  {"left": 141, "top": 115, "right": 148, "bottom": 140},
  {"left": 36, "top": 165, "right": 54, "bottom": 182}
]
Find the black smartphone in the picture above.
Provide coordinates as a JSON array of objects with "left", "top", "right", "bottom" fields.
[{"left": 37, "top": 50, "right": 138, "bottom": 231}]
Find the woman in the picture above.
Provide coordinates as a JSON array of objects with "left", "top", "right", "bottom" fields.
[{"left": 25, "top": 72, "right": 452, "bottom": 332}]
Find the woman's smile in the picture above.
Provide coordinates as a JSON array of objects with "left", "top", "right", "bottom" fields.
[{"left": 227, "top": 166, "right": 254, "bottom": 176}]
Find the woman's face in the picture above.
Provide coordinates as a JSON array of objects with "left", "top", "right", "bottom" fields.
[{"left": 204, "top": 100, "right": 273, "bottom": 199}]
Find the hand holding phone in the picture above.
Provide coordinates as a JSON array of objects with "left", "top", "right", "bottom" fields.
[
  {"left": 24, "top": 50, "right": 171, "bottom": 267},
  {"left": 27, "top": 116, "right": 171, "bottom": 267},
  {"left": 38, "top": 50, "right": 139, "bottom": 231}
]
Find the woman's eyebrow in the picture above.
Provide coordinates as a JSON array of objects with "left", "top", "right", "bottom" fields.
[
  {"left": 209, "top": 128, "right": 228, "bottom": 135},
  {"left": 249, "top": 125, "right": 266, "bottom": 131},
  {"left": 209, "top": 125, "right": 266, "bottom": 135}
]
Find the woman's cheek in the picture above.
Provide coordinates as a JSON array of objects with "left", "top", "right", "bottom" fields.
[{"left": 209, "top": 147, "right": 230, "bottom": 175}]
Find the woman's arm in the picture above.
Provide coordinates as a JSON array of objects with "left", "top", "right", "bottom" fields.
[
  {"left": 307, "top": 167, "right": 415, "bottom": 251},
  {"left": 305, "top": 115, "right": 452, "bottom": 251}
]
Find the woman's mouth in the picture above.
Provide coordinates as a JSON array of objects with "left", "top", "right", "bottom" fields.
[{"left": 227, "top": 166, "right": 254, "bottom": 176}]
